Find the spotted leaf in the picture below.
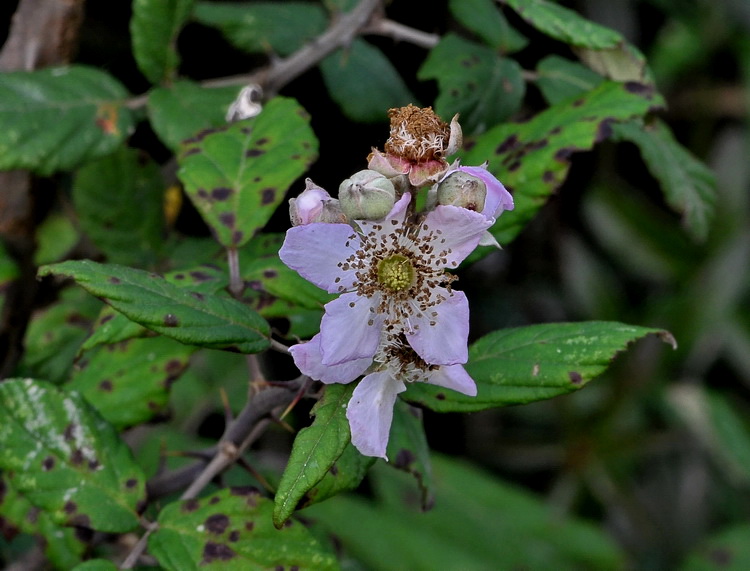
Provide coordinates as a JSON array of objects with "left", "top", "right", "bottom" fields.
[
  {"left": 0, "top": 379, "right": 146, "bottom": 532},
  {"left": 404, "top": 321, "right": 675, "bottom": 412},
  {"left": 38, "top": 260, "right": 270, "bottom": 354},
  {"left": 462, "top": 80, "right": 665, "bottom": 247},
  {"left": 418, "top": 34, "right": 525, "bottom": 132},
  {"left": 149, "top": 488, "right": 338, "bottom": 570},
  {"left": 0, "top": 66, "right": 132, "bottom": 175},
  {"left": 68, "top": 336, "right": 195, "bottom": 430},
  {"left": 178, "top": 96, "right": 318, "bottom": 248},
  {"left": 385, "top": 401, "right": 434, "bottom": 510}
]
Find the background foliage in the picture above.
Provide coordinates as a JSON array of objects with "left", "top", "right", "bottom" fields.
[{"left": 0, "top": 0, "right": 747, "bottom": 569}]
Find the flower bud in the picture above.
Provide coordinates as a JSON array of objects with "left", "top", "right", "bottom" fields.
[
  {"left": 436, "top": 171, "right": 487, "bottom": 212},
  {"left": 338, "top": 169, "right": 396, "bottom": 221},
  {"left": 289, "top": 179, "right": 346, "bottom": 225}
]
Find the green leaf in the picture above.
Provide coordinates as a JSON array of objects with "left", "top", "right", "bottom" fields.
[
  {"left": 682, "top": 524, "right": 750, "bottom": 571},
  {"left": 39, "top": 260, "right": 270, "bottom": 354},
  {"left": 461, "top": 80, "right": 665, "bottom": 246},
  {"left": 81, "top": 264, "right": 228, "bottom": 353},
  {"left": 320, "top": 39, "right": 417, "bottom": 123},
  {"left": 131, "top": 0, "right": 194, "bottom": 84},
  {"left": 448, "top": 0, "right": 528, "bottom": 52},
  {"left": 307, "top": 454, "right": 624, "bottom": 570},
  {"left": 612, "top": 119, "right": 716, "bottom": 242},
  {"left": 0, "top": 66, "right": 133, "bottom": 174},
  {"left": 178, "top": 97, "right": 318, "bottom": 248},
  {"left": 71, "top": 560, "right": 119, "bottom": 571},
  {"left": 404, "top": 321, "right": 674, "bottom": 412},
  {"left": 296, "top": 442, "right": 375, "bottom": 510},
  {"left": 418, "top": 34, "right": 525, "bottom": 133},
  {"left": 149, "top": 488, "right": 338, "bottom": 570},
  {"left": 575, "top": 43, "right": 649, "bottom": 83},
  {"left": 504, "top": 0, "right": 622, "bottom": 49},
  {"left": 385, "top": 401, "right": 433, "bottom": 510},
  {"left": 193, "top": 1, "right": 327, "bottom": 56},
  {"left": 73, "top": 146, "right": 165, "bottom": 267},
  {"left": 34, "top": 212, "right": 80, "bottom": 265},
  {"left": 19, "top": 287, "right": 102, "bottom": 384},
  {"left": 148, "top": 81, "right": 242, "bottom": 150},
  {"left": 273, "top": 383, "right": 355, "bottom": 528},
  {"left": 68, "top": 336, "right": 195, "bottom": 430},
  {"left": 535, "top": 55, "right": 604, "bottom": 105},
  {"left": 239, "top": 234, "right": 334, "bottom": 310},
  {"left": 0, "top": 476, "right": 87, "bottom": 569},
  {"left": 0, "top": 379, "right": 146, "bottom": 532}
]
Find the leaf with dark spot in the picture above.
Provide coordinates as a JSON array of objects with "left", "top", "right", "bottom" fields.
[
  {"left": 0, "top": 379, "right": 146, "bottom": 533},
  {"left": 149, "top": 489, "right": 337, "bottom": 570},
  {"left": 39, "top": 260, "right": 270, "bottom": 354},
  {"left": 418, "top": 34, "right": 525, "bottom": 133},
  {"left": 68, "top": 336, "right": 194, "bottom": 430},
  {"left": 405, "top": 321, "right": 675, "bottom": 412},
  {"left": 461, "top": 81, "right": 666, "bottom": 248},
  {"left": 178, "top": 97, "right": 318, "bottom": 248},
  {"left": 385, "top": 401, "right": 434, "bottom": 510}
]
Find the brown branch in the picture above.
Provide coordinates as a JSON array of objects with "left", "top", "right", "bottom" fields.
[
  {"left": 0, "top": 0, "right": 86, "bottom": 379},
  {"left": 126, "top": 0, "right": 383, "bottom": 109}
]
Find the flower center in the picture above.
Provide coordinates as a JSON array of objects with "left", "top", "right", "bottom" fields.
[{"left": 377, "top": 254, "right": 415, "bottom": 292}]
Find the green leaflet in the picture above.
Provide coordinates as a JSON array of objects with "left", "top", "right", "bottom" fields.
[
  {"left": 0, "top": 379, "right": 146, "bottom": 533},
  {"left": 69, "top": 336, "right": 195, "bottom": 430},
  {"left": 418, "top": 34, "right": 525, "bottom": 133},
  {"left": 404, "top": 321, "right": 675, "bottom": 412},
  {"left": 39, "top": 260, "right": 270, "bottom": 354},
  {"left": 504, "top": 0, "right": 622, "bottom": 49},
  {"left": 72, "top": 145, "right": 165, "bottom": 267},
  {"left": 0, "top": 66, "right": 132, "bottom": 174},
  {"left": 193, "top": 1, "right": 327, "bottom": 56},
  {"left": 148, "top": 81, "right": 242, "bottom": 150},
  {"left": 149, "top": 488, "right": 338, "bottom": 570},
  {"left": 612, "top": 119, "right": 716, "bottom": 242},
  {"left": 461, "top": 80, "right": 666, "bottom": 247},
  {"left": 177, "top": 97, "right": 318, "bottom": 248},
  {"left": 131, "top": 0, "right": 195, "bottom": 84},
  {"left": 320, "top": 39, "right": 417, "bottom": 123},
  {"left": 273, "top": 383, "right": 354, "bottom": 528}
]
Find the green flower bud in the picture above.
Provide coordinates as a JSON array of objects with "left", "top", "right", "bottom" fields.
[
  {"left": 338, "top": 169, "right": 397, "bottom": 221},
  {"left": 436, "top": 171, "right": 487, "bottom": 212}
]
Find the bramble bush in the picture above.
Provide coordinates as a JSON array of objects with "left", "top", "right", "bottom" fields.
[{"left": 3, "top": 0, "right": 748, "bottom": 569}]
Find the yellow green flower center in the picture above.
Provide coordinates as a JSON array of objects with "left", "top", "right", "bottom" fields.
[{"left": 377, "top": 254, "right": 415, "bottom": 292}]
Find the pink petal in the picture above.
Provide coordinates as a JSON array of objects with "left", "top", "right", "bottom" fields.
[
  {"left": 279, "top": 223, "right": 359, "bottom": 294},
  {"left": 426, "top": 364, "right": 477, "bottom": 396},
  {"left": 289, "top": 334, "right": 371, "bottom": 384},
  {"left": 456, "top": 165, "right": 514, "bottom": 219},
  {"left": 405, "top": 288, "right": 469, "bottom": 365},
  {"left": 346, "top": 371, "right": 406, "bottom": 459},
  {"left": 422, "top": 205, "right": 492, "bottom": 269},
  {"left": 320, "top": 292, "right": 383, "bottom": 365}
]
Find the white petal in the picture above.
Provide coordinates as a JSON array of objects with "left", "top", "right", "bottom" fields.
[
  {"left": 346, "top": 371, "right": 406, "bottom": 459},
  {"left": 279, "top": 223, "right": 359, "bottom": 293},
  {"left": 426, "top": 364, "right": 477, "bottom": 396},
  {"left": 422, "top": 205, "right": 492, "bottom": 269},
  {"left": 405, "top": 288, "right": 469, "bottom": 365},
  {"left": 289, "top": 334, "right": 371, "bottom": 384},
  {"left": 320, "top": 292, "right": 383, "bottom": 365}
]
